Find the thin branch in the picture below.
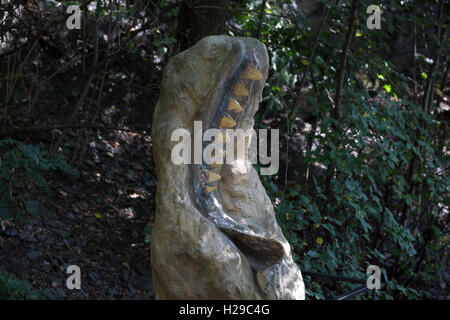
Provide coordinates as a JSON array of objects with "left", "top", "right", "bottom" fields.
[
  {"left": 193, "top": 5, "right": 289, "bottom": 19},
  {"left": 0, "top": 124, "right": 149, "bottom": 138},
  {"left": 288, "top": 3, "right": 332, "bottom": 122},
  {"left": 50, "top": 3, "right": 101, "bottom": 154},
  {"left": 323, "top": 0, "right": 358, "bottom": 212},
  {"left": 422, "top": 0, "right": 444, "bottom": 114},
  {"left": 255, "top": 0, "right": 267, "bottom": 39},
  {"left": 333, "top": 1, "right": 358, "bottom": 120}
]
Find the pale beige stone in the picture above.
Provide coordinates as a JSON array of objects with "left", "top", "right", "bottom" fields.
[{"left": 151, "top": 35, "right": 305, "bottom": 300}]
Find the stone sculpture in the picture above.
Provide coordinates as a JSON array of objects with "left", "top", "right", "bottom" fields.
[{"left": 151, "top": 35, "right": 305, "bottom": 299}]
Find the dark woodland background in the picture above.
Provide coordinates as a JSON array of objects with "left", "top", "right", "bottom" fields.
[{"left": 0, "top": 0, "right": 448, "bottom": 300}]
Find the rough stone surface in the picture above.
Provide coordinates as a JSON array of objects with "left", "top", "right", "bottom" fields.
[{"left": 151, "top": 35, "right": 305, "bottom": 300}]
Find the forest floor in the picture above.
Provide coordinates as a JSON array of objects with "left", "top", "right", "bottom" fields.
[
  {"left": 0, "top": 47, "right": 160, "bottom": 298},
  {"left": 0, "top": 119, "right": 159, "bottom": 299},
  {"left": 0, "top": 124, "right": 157, "bottom": 299}
]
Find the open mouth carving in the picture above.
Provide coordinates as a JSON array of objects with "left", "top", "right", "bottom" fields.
[
  {"left": 151, "top": 35, "right": 305, "bottom": 300},
  {"left": 193, "top": 52, "right": 285, "bottom": 265}
]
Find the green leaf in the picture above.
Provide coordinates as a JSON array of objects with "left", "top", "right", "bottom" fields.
[
  {"left": 307, "top": 250, "right": 320, "bottom": 258},
  {"left": 25, "top": 201, "right": 39, "bottom": 216}
]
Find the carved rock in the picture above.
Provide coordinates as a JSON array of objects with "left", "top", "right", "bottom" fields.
[{"left": 151, "top": 35, "right": 305, "bottom": 300}]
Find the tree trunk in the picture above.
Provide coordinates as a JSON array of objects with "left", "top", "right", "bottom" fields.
[{"left": 175, "top": 0, "right": 230, "bottom": 51}]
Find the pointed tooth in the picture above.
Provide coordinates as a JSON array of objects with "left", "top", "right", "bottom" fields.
[
  {"left": 207, "top": 171, "right": 221, "bottom": 183},
  {"left": 210, "top": 162, "right": 223, "bottom": 169},
  {"left": 242, "top": 64, "right": 263, "bottom": 80},
  {"left": 228, "top": 98, "right": 243, "bottom": 112},
  {"left": 219, "top": 115, "right": 237, "bottom": 128},
  {"left": 210, "top": 158, "right": 224, "bottom": 168},
  {"left": 233, "top": 81, "right": 249, "bottom": 96}
]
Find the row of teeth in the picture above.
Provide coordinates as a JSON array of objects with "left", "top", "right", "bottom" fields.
[{"left": 204, "top": 64, "right": 263, "bottom": 193}]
